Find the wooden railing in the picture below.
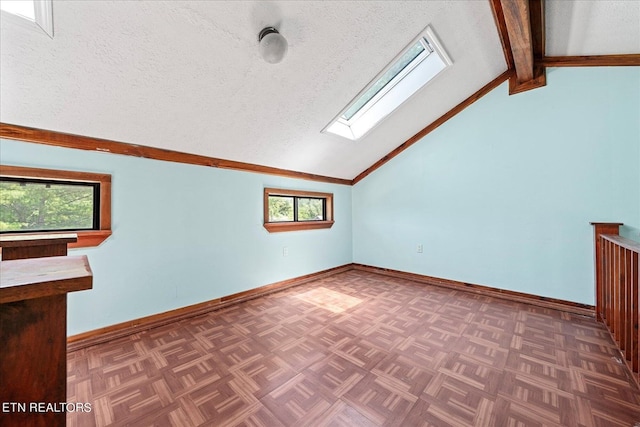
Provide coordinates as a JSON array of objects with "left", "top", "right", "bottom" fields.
[{"left": 592, "top": 222, "right": 640, "bottom": 382}]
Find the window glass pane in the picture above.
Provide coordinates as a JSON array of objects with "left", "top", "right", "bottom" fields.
[
  {"left": 341, "top": 41, "right": 426, "bottom": 121},
  {"left": 297, "top": 198, "right": 324, "bottom": 221},
  {"left": 0, "top": 179, "right": 97, "bottom": 232},
  {"left": 268, "top": 196, "right": 294, "bottom": 222}
]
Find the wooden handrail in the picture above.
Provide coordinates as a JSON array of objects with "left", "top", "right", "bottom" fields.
[
  {"left": 591, "top": 222, "right": 640, "bottom": 385},
  {"left": 601, "top": 234, "right": 640, "bottom": 252}
]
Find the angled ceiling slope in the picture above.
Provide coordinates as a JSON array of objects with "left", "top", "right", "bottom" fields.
[{"left": 0, "top": 0, "right": 639, "bottom": 184}]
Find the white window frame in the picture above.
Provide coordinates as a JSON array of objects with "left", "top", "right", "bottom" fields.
[{"left": 323, "top": 26, "right": 452, "bottom": 141}]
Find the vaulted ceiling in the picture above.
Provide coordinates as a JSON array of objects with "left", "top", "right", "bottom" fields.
[{"left": 1, "top": 1, "right": 638, "bottom": 181}]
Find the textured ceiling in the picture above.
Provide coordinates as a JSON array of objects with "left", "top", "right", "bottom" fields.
[
  {"left": 546, "top": 0, "right": 640, "bottom": 56},
  {"left": 0, "top": 1, "right": 638, "bottom": 180}
]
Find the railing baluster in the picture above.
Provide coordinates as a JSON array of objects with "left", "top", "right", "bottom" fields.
[
  {"left": 622, "top": 248, "right": 633, "bottom": 361},
  {"left": 632, "top": 248, "right": 638, "bottom": 372},
  {"left": 591, "top": 223, "right": 639, "bottom": 385},
  {"left": 596, "top": 238, "right": 609, "bottom": 325},
  {"left": 608, "top": 239, "right": 614, "bottom": 328},
  {"left": 615, "top": 243, "right": 621, "bottom": 347}
]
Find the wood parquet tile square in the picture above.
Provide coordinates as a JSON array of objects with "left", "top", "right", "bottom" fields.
[{"left": 67, "top": 270, "right": 640, "bottom": 426}]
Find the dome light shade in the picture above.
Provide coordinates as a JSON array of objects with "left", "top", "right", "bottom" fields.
[{"left": 258, "top": 27, "right": 288, "bottom": 64}]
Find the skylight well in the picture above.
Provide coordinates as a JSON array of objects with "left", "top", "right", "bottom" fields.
[
  {"left": 0, "top": 0, "right": 53, "bottom": 38},
  {"left": 323, "top": 26, "right": 451, "bottom": 141}
]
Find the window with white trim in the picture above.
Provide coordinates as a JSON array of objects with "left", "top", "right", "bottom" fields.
[{"left": 323, "top": 26, "right": 451, "bottom": 141}]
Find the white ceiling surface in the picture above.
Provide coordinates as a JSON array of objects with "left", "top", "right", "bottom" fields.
[
  {"left": 546, "top": 0, "right": 640, "bottom": 56},
  {"left": 0, "top": 1, "right": 637, "bottom": 181}
]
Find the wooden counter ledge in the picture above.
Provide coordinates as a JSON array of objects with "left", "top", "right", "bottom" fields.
[{"left": 0, "top": 255, "right": 93, "bottom": 303}]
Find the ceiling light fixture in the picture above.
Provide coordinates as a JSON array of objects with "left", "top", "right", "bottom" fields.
[{"left": 258, "top": 27, "right": 288, "bottom": 64}]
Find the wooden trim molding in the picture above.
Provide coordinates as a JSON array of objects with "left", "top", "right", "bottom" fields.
[
  {"left": 69, "top": 262, "right": 598, "bottom": 351},
  {"left": 263, "top": 187, "right": 334, "bottom": 233},
  {"left": 352, "top": 263, "right": 595, "bottom": 317},
  {"left": 0, "top": 123, "right": 351, "bottom": 186},
  {"left": 67, "top": 263, "right": 353, "bottom": 351},
  {"left": 0, "top": 164, "right": 112, "bottom": 248},
  {"left": 264, "top": 221, "right": 335, "bottom": 233},
  {"left": 540, "top": 54, "right": 640, "bottom": 67},
  {"left": 351, "top": 70, "right": 512, "bottom": 185}
]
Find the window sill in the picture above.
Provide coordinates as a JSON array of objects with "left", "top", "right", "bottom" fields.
[
  {"left": 0, "top": 230, "right": 112, "bottom": 249},
  {"left": 71, "top": 230, "right": 112, "bottom": 248},
  {"left": 263, "top": 221, "right": 334, "bottom": 233}
]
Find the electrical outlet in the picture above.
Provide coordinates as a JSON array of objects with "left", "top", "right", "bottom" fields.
[
  {"left": 417, "top": 244, "right": 423, "bottom": 253},
  {"left": 283, "top": 247, "right": 289, "bottom": 257}
]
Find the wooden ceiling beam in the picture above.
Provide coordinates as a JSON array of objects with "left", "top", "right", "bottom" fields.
[
  {"left": 501, "top": 0, "right": 535, "bottom": 82},
  {"left": 491, "top": 0, "right": 546, "bottom": 95},
  {"left": 489, "top": 0, "right": 515, "bottom": 69}
]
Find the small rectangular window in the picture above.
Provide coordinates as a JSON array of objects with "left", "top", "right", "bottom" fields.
[
  {"left": 264, "top": 188, "right": 334, "bottom": 232},
  {"left": 0, "top": 165, "right": 112, "bottom": 248},
  {"left": 0, "top": 177, "right": 100, "bottom": 233}
]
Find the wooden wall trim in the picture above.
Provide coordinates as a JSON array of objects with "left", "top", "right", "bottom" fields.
[
  {"left": 0, "top": 123, "right": 351, "bottom": 186},
  {"left": 540, "top": 54, "right": 640, "bottom": 67},
  {"left": 66, "top": 264, "right": 353, "bottom": 351},
  {"left": 351, "top": 70, "right": 512, "bottom": 185},
  {"left": 352, "top": 263, "right": 595, "bottom": 317}
]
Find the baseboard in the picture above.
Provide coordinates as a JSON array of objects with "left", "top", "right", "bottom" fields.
[
  {"left": 68, "top": 262, "right": 596, "bottom": 351},
  {"left": 66, "top": 263, "right": 352, "bottom": 351},
  {"left": 352, "top": 263, "right": 595, "bottom": 317}
]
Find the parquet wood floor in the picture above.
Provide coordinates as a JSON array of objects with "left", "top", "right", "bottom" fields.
[{"left": 67, "top": 270, "right": 640, "bottom": 426}]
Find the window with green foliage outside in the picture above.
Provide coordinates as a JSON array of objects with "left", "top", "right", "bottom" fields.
[
  {"left": 263, "top": 188, "right": 334, "bottom": 232},
  {"left": 0, "top": 177, "right": 99, "bottom": 233},
  {"left": 268, "top": 196, "right": 325, "bottom": 222}
]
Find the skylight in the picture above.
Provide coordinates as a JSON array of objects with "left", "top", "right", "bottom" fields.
[
  {"left": 323, "top": 26, "right": 451, "bottom": 141},
  {"left": 0, "top": 0, "right": 53, "bottom": 38}
]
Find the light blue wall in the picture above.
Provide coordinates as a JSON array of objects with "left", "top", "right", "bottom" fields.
[
  {"left": 353, "top": 67, "right": 640, "bottom": 305},
  {"left": 2, "top": 68, "right": 637, "bottom": 332},
  {"left": 0, "top": 140, "right": 352, "bottom": 335}
]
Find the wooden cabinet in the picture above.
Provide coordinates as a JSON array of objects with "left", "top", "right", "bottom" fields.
[{"left": 0, "top": 234, "right": 92, "bottom": 427}]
